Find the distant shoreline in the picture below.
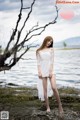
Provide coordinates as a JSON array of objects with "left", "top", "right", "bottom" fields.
[{"left": 30, "top": 47, "right": 80, "bottom": 51}]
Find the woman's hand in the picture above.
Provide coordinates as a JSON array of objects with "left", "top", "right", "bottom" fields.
[
  {"left": 49, "top": 69, "right": 53, "bottom": 78},
  {"left": 38, "top": 71, "right": 42, "bottom": 79},
  {"left": 49, "top": 72, "right": 53, "bottom": 78},
  {"left": 37, "top": 66, "right": 42, "bottom": 79},
  {"left": 49, "top": 64, "right": 54, "bottom": 78}
]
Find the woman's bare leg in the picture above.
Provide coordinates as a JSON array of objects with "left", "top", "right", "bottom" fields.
[
  {"left": 49, "top": 74, "right": 64, "bottom": 113},
  {"left": 42, "top": 77, "right": 50, "bottom": 112}
]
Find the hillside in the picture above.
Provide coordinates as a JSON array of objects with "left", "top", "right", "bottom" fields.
[{"left": 54, "top": 36, "right": 80, "bottom": 48}]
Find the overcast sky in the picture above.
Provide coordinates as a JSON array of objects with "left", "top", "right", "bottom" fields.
[{"left": 0, "top": 0, "right": 80, "bottom": 47}]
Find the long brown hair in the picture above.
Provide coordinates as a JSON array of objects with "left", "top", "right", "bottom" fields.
[{"left": 36, "top": 36, "right": 53, "bottom": 54}]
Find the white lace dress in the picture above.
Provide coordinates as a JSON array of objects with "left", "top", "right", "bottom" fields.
[{"left": 36, "top": 48, "right": 56, "bottom": 101}]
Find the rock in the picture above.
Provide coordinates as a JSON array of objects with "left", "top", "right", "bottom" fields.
[{"left": 0, "top": 87, "right": 80, "bottom": 120}]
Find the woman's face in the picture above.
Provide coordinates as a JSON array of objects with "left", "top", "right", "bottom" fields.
[{"left": 46, "top": 40, "right": 53, "bottom": 47}]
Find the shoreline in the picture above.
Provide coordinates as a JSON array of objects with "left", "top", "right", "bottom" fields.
[
  {"left": 0, "top": 86, "right": 80, "bottom": 120},
  {"left": 1, "top": 82, "right": 80, "bottom": 89}
]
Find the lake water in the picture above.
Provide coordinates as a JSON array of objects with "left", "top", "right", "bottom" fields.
[{"left": 0, "top": 48, "right": 80, "bottom": 89}]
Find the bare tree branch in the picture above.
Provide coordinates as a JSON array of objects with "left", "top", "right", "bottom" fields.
[
  {"left": 4, "top": 0, "right": 23, "bottom": 52},
  {"left": 29, "top": 22, "right": 39, "bottom": 31},
  {"left": 0, "top": 0, "right": 59, "bottom": 72},
  {"left": 20, "top": 0, "right": 36, "bottom": 33}
]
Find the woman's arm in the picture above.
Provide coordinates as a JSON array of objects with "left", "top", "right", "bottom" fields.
[
  {"left": 36, "top": 51, "right": 42, "bottom": 78},
  {"left": 49, "top": 48, "right": 54, "bottom": 76}
]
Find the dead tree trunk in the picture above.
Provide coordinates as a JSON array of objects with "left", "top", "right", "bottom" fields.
[{"left": 0, "top": 0, "right": 59, "bottom": 72}]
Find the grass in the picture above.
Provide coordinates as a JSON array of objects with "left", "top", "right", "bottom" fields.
[
  {"left": 0, "top": 86, "right": 80, "bottom": 108},
  {"left": 0, "top": 86, "right": 80, "bottom": 120}
]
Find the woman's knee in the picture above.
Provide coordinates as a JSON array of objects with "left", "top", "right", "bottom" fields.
[{"left": 52, "top": 86, "right": 57, "bottom": 92}]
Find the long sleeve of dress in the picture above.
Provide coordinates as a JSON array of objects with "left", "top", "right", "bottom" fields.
[
  {"left": 36, "top": 52, "right": 41, "bottom": 65},
  {"left": 50, "top": 48, "right": 54, "bottom": 65},
  {"left": 49, "top": 48, "right": 54, "bottom": 72}
]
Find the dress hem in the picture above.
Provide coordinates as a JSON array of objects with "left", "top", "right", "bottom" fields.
[{"left": 40, "top": 73, "right": 56, "bottom": 78}]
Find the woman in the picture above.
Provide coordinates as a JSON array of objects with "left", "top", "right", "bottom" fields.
[{"left": 36, "top": 36, "right": 64, "bottom": 118}]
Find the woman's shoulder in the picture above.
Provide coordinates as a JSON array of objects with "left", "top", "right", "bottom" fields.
[
  {"left": 50, "top": 48, "right": 54, "bottom": 51},
  {"left": 36, "top": 48, "right": 53, "bottom": 53},
  {"left": 36, "top": 50, "right": 40, "bottom": 55}
]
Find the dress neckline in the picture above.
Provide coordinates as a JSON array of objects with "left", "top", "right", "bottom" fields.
[{"left": 39, "top": 48, "right": 52, "bottom": 52}]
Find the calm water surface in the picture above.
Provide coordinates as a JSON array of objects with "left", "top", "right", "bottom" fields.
[{"left": 0, "top": 48, "right": 80, "bottom": 89}]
